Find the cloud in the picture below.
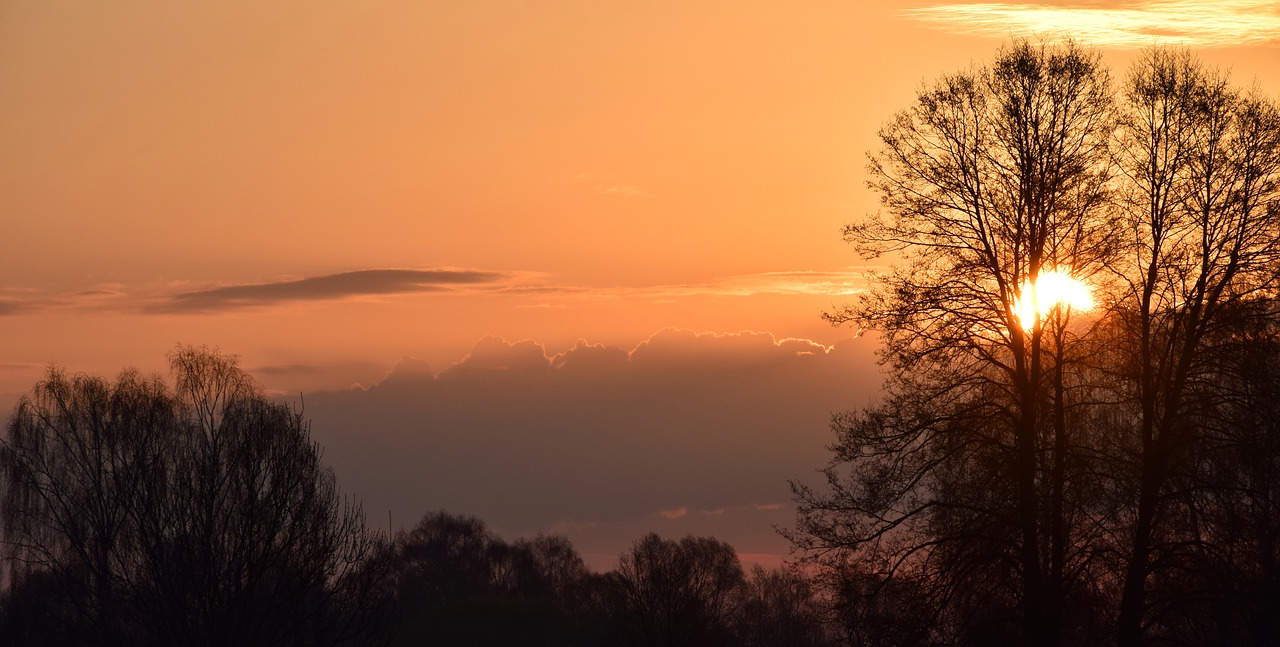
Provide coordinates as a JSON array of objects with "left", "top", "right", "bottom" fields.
[
  {"left": 151, "top": 268, "right": 510, "bottom": 313},
  {"left": 903, "top": 0, "right": 1280, "bottom": 47},
  {"left": 628, "top": 328, "right": 837, "bottom": 368},
  {"left": 519, "top": 269, "right": 872, "bottom": 308},
  {"left": 253, "top": 363, "right": 326, "bottom": 376},
  {"left": 637, "top": 269, "right": 868, "bottom": 300},
  {"left": 658, "top": 507, "right": 688, "bottom": 520},
  {"left": 686, "top": 270, "right": 869, "bottom": 298},
  {"left": 0, "top": 301, "right": 29, "bottom": 316},
  {"left": 0, "top": 284, "right": 132, "bottom": 316},
  {"left": 72, "top": 286, "right": 127, "bottom": 300},
  {"left": 301, "top": 328, "right": 883, "bottom": 569},
  {"left": 600, "top": 185, "right": 649, "bottom": 198},
  {"left": 0, "top": 362, "right": 45, "bottom": 372},
  {"left": 571, "top": 173, "right": 651, "bottom": 198},
  {"left": 445, "top": 337, "right": 552, "bottom": 375}
]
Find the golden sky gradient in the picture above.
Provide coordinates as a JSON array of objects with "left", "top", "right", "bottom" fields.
[
  {"left": 3, "top": 1, "right": 1277, "bottom": 395},
  {"left": 2, "top": 0, "right": 1279, "bottom": 565}
]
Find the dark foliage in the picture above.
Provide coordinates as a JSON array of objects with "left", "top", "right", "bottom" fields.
[
  {"left": 0, "top": 349, "right": 833, "bottom": 646},
  {"left": 386, "top": 511, "right": 833, "bottom": 647},
  {"left": 388, "top": 511, "right": 597, "bottom": 646}
]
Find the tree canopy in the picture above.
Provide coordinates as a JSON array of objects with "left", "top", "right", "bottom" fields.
[
  {"left": 0, "top": 347, "right": 392, "bottom": 646},
  {"left": 792, "top": 40, "right": 1280, "bottom": 647}
]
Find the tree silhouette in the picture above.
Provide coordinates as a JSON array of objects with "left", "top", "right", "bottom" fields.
[
  {"left": 0, "top": 347, "right": 391, "bottom": 646},
  {"left": 793, "top": 38, "right": 1115, "bottom": 646},
  {"left": 791, "top": 41, "right": 1280, "bottom": 647},
  {"left": 1109, "top": 47, "right": 1280, "bottom": 647},
  {"left": 734, "top": 565, "right": 830, "bottom": 647},
  {"left": 1, "top": 368, "right": 174, "bottom": 645},
  {"left": 388, "top": 510, "right": 595, "bottom": 646},
  {"left": 604, "top": 533, "right": 746, "bottom": 647},
  {"left": 385, "top": 516, "right": 834, "bottom": 646}
]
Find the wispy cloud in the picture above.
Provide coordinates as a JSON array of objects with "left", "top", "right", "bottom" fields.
[
  {"left": 252, "top": 363, "right": 326, "bottom": 376},
  {"left": 151, "top": 268, "right": 510, "bottom": 313},
  {"left": 72, "top": 288, "right": 126, "bottom": 299},
  {"left": 677, "top": 270, "right": 868, "bottom": 298},
  {"left": 0, "top": 362, "right": 45, "bottom": 372},
  {"left": 600, "top": 185, "right": 650, "bottom": 198},
  {"left": 904, "top": 0, "right": 1280, "bottom": 48},
  {"left": 0, "top": 284, "right": 130, "bottom": 317},
  {"left": 526, "top": 269, "right": 871, "bottom": 305},
  {"left": 571, "top": 173, "right": 651, "bottom": 199},
  {"left": 0, "top": 301, "right": 29, "bottom": 316},
  {"left": 657, "top": 506, "right": 689, "bottom": 520}
]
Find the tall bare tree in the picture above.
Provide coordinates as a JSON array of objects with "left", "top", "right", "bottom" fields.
[
  {"left": 1110, "top": 48, "right": 1280, "bottom": 646},
  {"left": 794, "top": 38, "right": 1115, "bottom": 647},
  {"left": 793, "top": 42, "right": 1280, "bottom": 647}
]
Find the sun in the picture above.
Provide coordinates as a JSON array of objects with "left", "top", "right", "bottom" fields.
[{"left": 1012, "top": 269, "right": 1094, "bottom": 330}]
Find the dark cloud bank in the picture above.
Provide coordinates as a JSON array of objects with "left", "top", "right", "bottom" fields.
[{"left": 301, "top": 329, "right": 882, "bottom": 568}]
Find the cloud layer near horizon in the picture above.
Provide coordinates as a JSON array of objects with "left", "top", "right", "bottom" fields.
[
  {"left": 905, "top": 1, "right": 1280, "bottom": 47},
  {"left": 301, "top": 328, "right": 881, "bottom": 567}
]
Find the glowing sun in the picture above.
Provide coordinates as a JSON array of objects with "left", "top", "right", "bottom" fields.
[{"left": 1012, "top": 269, "right": 1093, "bottom": 330}]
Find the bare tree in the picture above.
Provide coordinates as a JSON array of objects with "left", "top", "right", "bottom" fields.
[
  {"left": 793, "top": 38, "right": 1115, "bottom": 647},
  {"left": 1108, "top": 49, "right": 1280, "bottom": 646},
  {"left": 606, "top": 533, "right": 746, "bottom": 647},
  {"left": 0, "top": 347, "right": 391, "bottom": 647},
  {"left": 388, "top": 510, "right": 594, "bottom": 646},
  {"left": 793, "top": 42, "right": 1280, "bottom": 647},
  {"left": 1, "top": 369, "right": 174, "bottom": 645},
  {"left": 734, "top": 565, "right": 830, "bottom": 647}
]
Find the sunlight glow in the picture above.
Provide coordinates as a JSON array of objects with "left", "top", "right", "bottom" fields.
[
  {"left": 903, "top": 1, "right": 1280, "bottom": 48},
  {"left": 1011, "top": 270, "right": 1093, "bottom": 331}
]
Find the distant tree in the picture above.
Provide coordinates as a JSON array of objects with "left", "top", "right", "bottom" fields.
[
  {"left": 389, "top": 510, "right": 594, "bottom": 647},
  {"left": 604, "top": 533, "right": 746, "bottom": 647},
  {"left": 0, "top": 347, "right": 391, "bottom": 646},
  {"left": 733, "top": 565, "right": 829, "bottom": 647},
  {"left": 513, "top": 534, "right": 592, "bottom": 604},
  {"left": 392, "top": 511, "right": 494, "bottom": 612}
]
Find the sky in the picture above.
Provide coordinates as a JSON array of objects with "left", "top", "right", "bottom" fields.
[{"left": 3, "top": 0, "right": 1279, "bottom": 570}]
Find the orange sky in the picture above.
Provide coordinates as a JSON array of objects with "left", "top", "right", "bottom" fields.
[
  {"left": 3, "top": 0, "right": 1279, "bottom": 566},
  {"left": 3, "top": 1, "right": 1278, "bottom": 395}
]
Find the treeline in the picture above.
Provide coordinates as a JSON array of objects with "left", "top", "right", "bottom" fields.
[
  {"left": 379, "top": 511, "right": 827, "bottom": 646},
  {"left": 0, "top": 347, "right": 835, "bottom": 646}
]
